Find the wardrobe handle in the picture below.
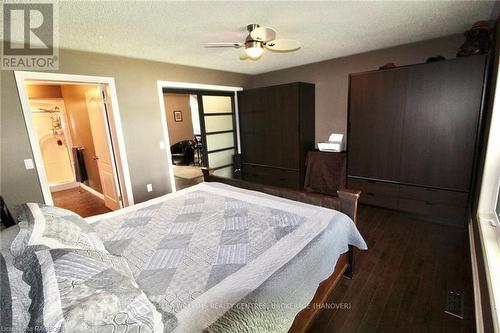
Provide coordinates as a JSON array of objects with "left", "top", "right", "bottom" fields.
[
  {"left": 424, "top": 201, "right": 436, "bottom": 206},
  {"left": 365, "top": 192, "right": 375, "bottom": 196},
  {"left": 92, "top": 156, "right": 99, "bottom": 161}
]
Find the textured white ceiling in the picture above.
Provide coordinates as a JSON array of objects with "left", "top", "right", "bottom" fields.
[{"left": 59, "top": 1, "right": 496, "bottom": 75}]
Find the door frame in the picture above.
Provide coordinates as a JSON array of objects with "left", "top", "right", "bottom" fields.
[
  {"left": 156, "top": 81, "right": 243, "bottom": 192},
  {"left": 15, "top": 71, "right": 134, "bottom": 207}
]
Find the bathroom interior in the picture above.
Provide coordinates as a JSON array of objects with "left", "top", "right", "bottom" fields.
[{"left": 26, "top": 82, "right": 118, "bottom": 217}]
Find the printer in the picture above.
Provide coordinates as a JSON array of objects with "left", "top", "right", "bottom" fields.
[{"left": 317, "top": 133, "right": 346, "bottom": 152}]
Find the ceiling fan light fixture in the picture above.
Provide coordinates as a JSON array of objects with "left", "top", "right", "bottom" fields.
[{"left": 245, "top": 41, "right": 264, "bottom": 59}]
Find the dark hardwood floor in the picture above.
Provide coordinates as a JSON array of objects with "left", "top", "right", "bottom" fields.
[
  {"left": 309, "top": 205, "right": 474, "bottom": 333},
  {"left": 52, "top": 187, "right": 111, "bottom": 218}
]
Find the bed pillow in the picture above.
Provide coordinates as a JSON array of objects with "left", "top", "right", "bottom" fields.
[
  {"left": 10, "top": 203, "right": 107, "bottom": 258},
  {"left": 0, "top": 249, "right": 32, "bottom": 332},
  {"left": 25, "top": 248, "right": 165, "bottom": 333}
]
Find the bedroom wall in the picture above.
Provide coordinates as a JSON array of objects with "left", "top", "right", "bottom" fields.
[
  {"left": 60, "top": 84, "right": 103, "bottom": 193},
  {"left": 0, "top": 49, "right": 251, "bottom": 211},
  {"left": 163, "top": 93, "right": 195, "bottom": 146},
  {"left": 251, "top": 34, "right": 465, "bottom": 144}
]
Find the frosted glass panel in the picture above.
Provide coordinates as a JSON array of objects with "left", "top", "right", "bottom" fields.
[
  {"left": 202, "top": 96, "right": 232, "bottom": 114},
  {"left": 206, "top": 132, "right": 234, "bottom": 151},
  {"left": 208, "top": 149, "right": 234, "bottom": 168},
  {"left": 204, "top": 115, "right": 233, "bottom": 133},
  {"left": 214, "top": 166, "right": 233, "bottom": 178}
]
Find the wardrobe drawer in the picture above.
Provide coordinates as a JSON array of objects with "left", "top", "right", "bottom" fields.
[
  {"left": 348, "top": 178, "right": 399, "bottom": 209},
  {"left": 243, "top": 164, "right": 300, "bottom": 189},
  {"left": 360, "top": 192, "right": 399, "bottom": 210},
  {"left": 398, "top": 185, "right": 468, "bottom": 207},
  {"left": 398, "top": 198, "right": 467, "bottom": 221},
  {"left": 347, "top": 178, "right": 399, "bottom": 197}
]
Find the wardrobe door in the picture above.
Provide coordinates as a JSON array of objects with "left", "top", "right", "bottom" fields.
[
  {"left": 400, "top": 55, "right": 486, "bottom": 191},
  {"left": 265, "top": 84, "right": 299, "bottom": 169},
  {"left": 348, "top": 69, "right": 407, "bottom": 181},
  {"left": 238, "top": 84, "right": 299, "bottom": 169},
  {"left": 238, "top": 88, "right": 269, "bottom": 165}
]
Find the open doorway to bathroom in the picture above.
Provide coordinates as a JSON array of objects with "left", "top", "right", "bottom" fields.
[{"left": 15, "top": 72, "right": 134, "bottom": 218}]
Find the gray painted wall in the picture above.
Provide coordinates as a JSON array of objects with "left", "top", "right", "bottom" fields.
[
  {"left": 0, "top": 49, "right": 251, "bottom": 210},
  {"left": 251, "top": 34, "right": 465, "bottom": 144}
]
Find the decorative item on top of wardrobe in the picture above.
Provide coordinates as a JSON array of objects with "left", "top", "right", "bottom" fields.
[
  {"left": 378, "top": 62, "right": 396, "bottom": 70},
  {"left": 457, "top": 21, "right": 492, "bottom": 57},
  {"left": 426, "top": 55, "right": 446, "bottom": 63}
]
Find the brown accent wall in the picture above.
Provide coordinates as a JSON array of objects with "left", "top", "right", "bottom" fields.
[
  {"left": 60, "top": 85, "right": 103, "bottom": 193},
  {"left": 25, "top": 84, "right": 63, "bottom": 99},
  {"left": 164, "top": 93, "right": 194, "bottom": 146},
  {"left": 251, "top": 34, "right": 465, "bottom": 144}
]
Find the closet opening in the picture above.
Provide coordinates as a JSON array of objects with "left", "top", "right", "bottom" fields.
[
  {"left": 15, "top": 72, "right": 134, "bottom": 217},
  {"left": 157, "top": 82, "right": 242, "bottom": 192}
]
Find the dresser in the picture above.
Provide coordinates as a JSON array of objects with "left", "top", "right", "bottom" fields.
[
  {"left": 238, "top": 82, "right": 315, "bottom": 189},
  {"left": 347, "top": 55, "right": 488, "bottom": 226}
]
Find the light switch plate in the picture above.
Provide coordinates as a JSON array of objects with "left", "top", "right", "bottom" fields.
[
  {"left": 24, "top": 159, "right": 34, "bottom": 170},
  {"left": 147, "top": 184, "right": 153, "bottom": 192},
  {"left": 159, "top": 141, "right": 166, "bottom": 150}
]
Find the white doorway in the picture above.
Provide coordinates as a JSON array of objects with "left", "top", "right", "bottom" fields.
[{"left": 15, "top": 71, "right": 134, "bottom": 216}]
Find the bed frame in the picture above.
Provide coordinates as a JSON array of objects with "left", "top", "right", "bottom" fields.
[{"left": 201, "top": 168, "right": 361, "bottom": 333}]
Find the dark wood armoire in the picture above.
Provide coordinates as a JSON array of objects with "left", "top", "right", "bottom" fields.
[
  {"left": 347, "top": 55, "right": 488, "bottom": 226},
  {"left": 238, "top": 82, "right": 315, "bottom": 189}
]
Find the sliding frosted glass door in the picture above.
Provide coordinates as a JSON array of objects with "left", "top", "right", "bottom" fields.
[{"left": 199, "top": 94, "right": 236, "bottom": 178}]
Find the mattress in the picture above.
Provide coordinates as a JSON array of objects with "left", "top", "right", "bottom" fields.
[{"left": 86, "top": 182, "right": 367, "bottom": 332}]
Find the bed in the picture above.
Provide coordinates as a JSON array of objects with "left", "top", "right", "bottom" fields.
[{"left": 0, "top": 171, "right": 366, "bottom": 333}]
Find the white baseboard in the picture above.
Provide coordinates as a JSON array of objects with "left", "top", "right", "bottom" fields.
[
  {"left": 50, "top": 181, "right": 79, "bottom": 192},
  {"left": 80, "top": 183, "right": 104, "bottom": 200},
  {"left": 470, "top": 221, "right": 484, "bottom": 333}
]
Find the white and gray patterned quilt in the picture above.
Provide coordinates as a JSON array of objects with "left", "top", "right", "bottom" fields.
[{"left": 90, "top": 182, "right": 367, "bottom": 332}]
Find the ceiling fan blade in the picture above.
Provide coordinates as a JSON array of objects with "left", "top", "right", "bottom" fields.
[
  {"left": 265, "top": 39, "right": 301, "bottom": 52},
  {"left": 204, "top": 42, "right": 243, "bottom": 48},
  {"left": 250, "top": 27, "right": 276, "bottom": 42}
]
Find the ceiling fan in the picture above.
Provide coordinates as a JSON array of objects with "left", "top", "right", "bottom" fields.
[{"left": 204, "top": 24, "right": 301, "bottom": 61}]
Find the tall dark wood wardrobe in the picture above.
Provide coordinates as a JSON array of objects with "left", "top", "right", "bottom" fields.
[
  {"left": 347, "top": 55, "right": 488, "bottom": 226},
  {"left": 237, "top": 82, "right": 315, "bottom": 189}
]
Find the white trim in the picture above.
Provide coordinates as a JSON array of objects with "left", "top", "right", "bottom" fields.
[
  {"left": 476, "top": 59, "right": 500, "bottom": 333},
  {"left": 157, "top": 82, "right": 177, "bottom": 193},
  {"left": 80, "top": 182, "right": 105, "bottom": 200},
  {"left": 478, "top": 214, "right": 500, "bottom": 333},
  {"left": 470, "top": 221, "right": 485, "bottom": 333},
  {"left": 159, "top": 81, "right": 243, "bottom": 92},
  {"left": 156, "top": 80, "right": 243, "bottom": 193},
  {"left": 14, "top": 71, "right": 134, "bottom": 208},
  {"left": 233, "top": 92, "right": 241, "bottom": 153}
]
